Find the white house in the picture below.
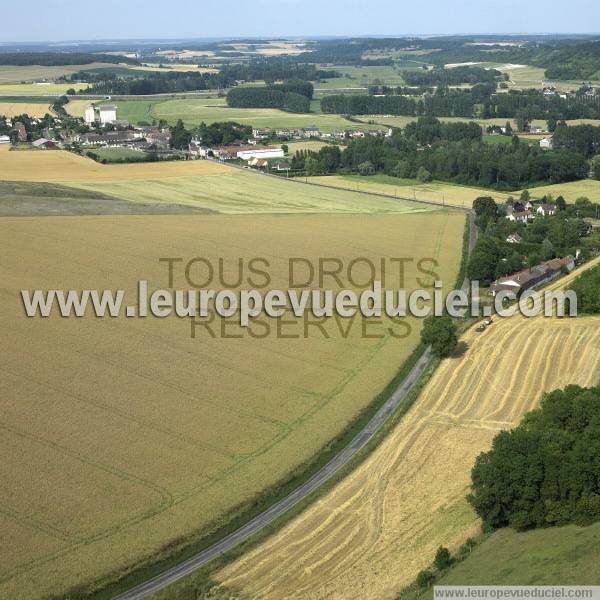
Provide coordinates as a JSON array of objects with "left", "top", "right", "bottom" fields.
[
  {"left": 0, "top": 135, "right": 10, "bottom": 144},
  {"left": 539, "top": 136, "right": 553, "bottom": 149},
  {"left": 506, "top": 233, "right": 523, "bottom": 244},
  {"left": 537, "top": 203, "right": 556, "bottom": 217},
  {"left": 237, "top": 147, "right": 285, "bottom": 161},
  {"left": 506, "top": 210, "right": 533, "bottom": 223}
]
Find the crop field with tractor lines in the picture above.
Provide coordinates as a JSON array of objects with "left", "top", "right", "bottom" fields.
[{"left": 214, "top": 258, "right": 600, "bottom": 600}]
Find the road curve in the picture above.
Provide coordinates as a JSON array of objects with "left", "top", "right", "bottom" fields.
[
  {"left": 114, "top": 201, "right": 476, "bottom": 600},
  {"left": 114, "top": 348, "right": 434, "bottom": 600}
]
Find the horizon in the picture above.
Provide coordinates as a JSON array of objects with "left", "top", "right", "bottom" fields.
[{"left": 2, "top": 0, "right": 600, "bottom": 43}]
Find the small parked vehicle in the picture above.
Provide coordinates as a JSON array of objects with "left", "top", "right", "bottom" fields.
[{"left": 476, "top": 324, "right": 486, "bottom": 332}]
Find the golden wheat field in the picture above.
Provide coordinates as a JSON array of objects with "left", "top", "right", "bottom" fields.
[
  {"left": 0, "top": 208, "right": 464, "bottom": 598},
  {"left": 0, "top": 144, "right": 231, "bottom": 182},
  {"left": 0, "top": 102, "right": 51, "bottom": 118},
  {"left": 215, "top": 259, "right": 600, "bottom": 600}
]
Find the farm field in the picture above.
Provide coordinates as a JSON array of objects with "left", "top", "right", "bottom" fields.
[
  {"left": 0, "top": 146, "right": 426, "bottom": 213},
  {"left": 307, "top": 174, "right": 512, "bottom": 208},
  {"left": 0, "top": 208, "right": 465, "bottom": 598},
  {"left": 215, "top": 259, "right": 600, "bottom": 600},
  {"left": 0, "top": 82, "right": 88, "bottom": 96},
  {"left": 65, "top": 97, "right": 385, "bottom": 131},
  {"left": 314, "top": 65, "right": 408, "bottom": 95},
  {"left": 0, "top": 63, "right": 121, "bottom": 83},
  {"left": 527, "top": 178, "right": 600, "bottom": 202},
  {"left": 0, "top": 101, "right": 51, "bottom": 117}
]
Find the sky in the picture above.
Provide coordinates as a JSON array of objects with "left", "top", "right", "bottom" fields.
[{"left": 3, "top": 0, "right": 600, "bottom": 42}]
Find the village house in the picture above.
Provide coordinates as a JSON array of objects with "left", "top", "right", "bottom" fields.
[
  {"left": 252, "top": 128, "right": 272, "bottom": 140},
  {"left": 537, "top": 203, "right": 556, "bottom": 217},
  {"left": 539, "top": 136, "right": 554, "bottom": 149},
  {"left": 271, "top": 161, "right": 290, "bottom": 171},
  {"left": 506, "top": 233, "right": 523, "bottom": 244},
  {"left": 490, "top": 256, "right": 575, "bottom": 297},
  {"left": 79, "top": 131, "right": 137, "bottom": 146},
  {"left": 506, "top": 210, "right": 533, "bottom": 223}
]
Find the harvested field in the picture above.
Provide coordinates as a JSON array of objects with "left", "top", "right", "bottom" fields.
[
  {"left": 215, "top": 259, "right": 600, "bottom": 600},
  {"left": 0, "top": 145, "right": 230, "bottom": 182},
  {"left": 0, "top": 210, "right": 464, "bottom": 598}
]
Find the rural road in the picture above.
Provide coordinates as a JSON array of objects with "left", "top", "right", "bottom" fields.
[
  {"left": 114, "top": 188, "right": 476, "bottom": 600},
  {"left": 114, "top": 350, "right": 434, "bottom": 600}
]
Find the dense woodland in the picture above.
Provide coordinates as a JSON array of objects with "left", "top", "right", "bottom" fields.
[
  {"left": 469, "top": 385, "right": 600, "bottom": 530},
  {"left": 402, "top": 66, "right": 503, "bottom": 86},
  {"left": 226, "top": 81, "right": 313, "bottom": 112}
]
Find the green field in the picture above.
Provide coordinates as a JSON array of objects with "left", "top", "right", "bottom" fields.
[
  {"left": 66, "top": 97, "right": 384, "bottom": 131},
  {"left": 428, "top": 523, "right": 600, "bottom": 589},
  {"left": 0, "top": 82, "right": 89, "bottom": 96},
  {"left": 313, "top": 64, "right": 413, "bottom": 97}
]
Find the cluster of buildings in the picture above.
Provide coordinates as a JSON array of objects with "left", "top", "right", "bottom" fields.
[
  {"left": 504, "top": 201, "right": 556, "bottom": 224},
  {"left": 490, "top": 256, "right": 576, "bottom": 296},
  {"left": 250, "top": 126, "right": 391, "bottom": 142}
]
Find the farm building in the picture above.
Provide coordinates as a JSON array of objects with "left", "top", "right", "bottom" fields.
[
  {"left": 84, "top": 104, "right": 118, "bottom": 125},
  {"left": 236, "top": 147, "right": 285, "bottom": 161},
  {"left": 32, "top": 138, "right": 56, "bottom": 149},
  {"left": 490, "top": 256, "right": 575, "bottom": 296}
]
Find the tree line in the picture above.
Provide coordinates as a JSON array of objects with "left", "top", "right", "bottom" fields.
[
  {"left": 469, "top": 385, "right": 600, "bottom": 530},
  {"left": 0, "top": 52, "right": 138, "bottom": 66},
  {"left": 552, "top": 123, "right": 600, "bottom": 158},
  {"left": 321, "top": 87, "right": 600, "bottom": 121}
]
